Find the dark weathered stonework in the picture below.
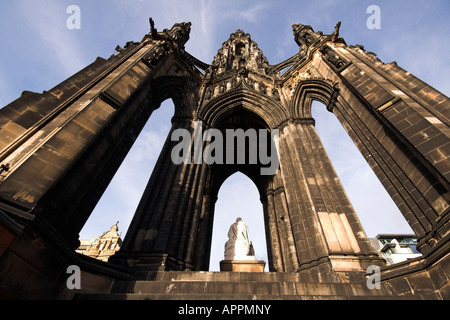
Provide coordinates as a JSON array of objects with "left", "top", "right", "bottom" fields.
[{"left": 0, "top": 20, "right": 448, "bottom": 300}]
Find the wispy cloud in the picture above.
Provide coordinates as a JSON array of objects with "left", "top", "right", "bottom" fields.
[
  {"left": 17, "top": 1, "right": 88, "bottom": 75},
  {"left": 234, "top": 4, "right": 268, "bottom": 23},
  {"left": 129, "top": 130, "right": 167, "bottom": 163},
  {"left": 84, "top": 102, "right": 173, "bottom": 238},
  {"left": 313, "top": 103, "right": 414, "bottom": 237}
]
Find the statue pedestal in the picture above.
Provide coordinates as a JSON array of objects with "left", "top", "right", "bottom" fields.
[{"left": 220, "top": 260, "right": 266, "bottom": 272}]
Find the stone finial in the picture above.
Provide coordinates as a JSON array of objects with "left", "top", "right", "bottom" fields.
[
  {"left": 149, "top": 17, "right": 157, "bottom": 38},
  {"left": 332, "top": 21, "right": 341, "bottom": 42}
]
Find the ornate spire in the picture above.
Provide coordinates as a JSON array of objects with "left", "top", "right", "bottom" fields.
[
  {"left": 292, "top": 23, "right": 322, "bottom": 49},
  {"left": 202, "top": 30, "right": 283, "bottom": 104},
  {"left": 211, "top": 29, "right": 270, "bottom": 75}
]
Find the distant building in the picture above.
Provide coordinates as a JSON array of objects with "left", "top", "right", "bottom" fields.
[
  {"left": 76, "top": 222, "right": 122, "bottom": 262},
  {"left": 369, "top": 234, "right": 422, "bottom": 265}
]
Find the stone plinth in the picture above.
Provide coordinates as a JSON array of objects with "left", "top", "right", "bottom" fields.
[{"left": 220, "top": 260, "right": 266, "bottom": 272}]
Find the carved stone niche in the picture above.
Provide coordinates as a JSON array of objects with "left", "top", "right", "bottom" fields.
[
  {"left": 144, "top": 42, "right": 169, "bottom": 67},
  {"left": 319, "top": 45, "right": 347, "bottom": 70},
  {"left": 292, "top": 23, "right": 321, "bottom": 49},
  {"left": 235, "top": 41, "right": 246, "bottom": 56},
  {"left": 211, "top": 29, "right": 270, "bottom": 76}
]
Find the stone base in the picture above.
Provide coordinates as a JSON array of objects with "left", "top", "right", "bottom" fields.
[{"left": 220, "top": 260, "right": 266, "bottom": 272}]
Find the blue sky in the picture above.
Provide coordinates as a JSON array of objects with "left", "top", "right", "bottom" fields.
[{"left": 1, "top": 0, "right": 449, "bottom": 271}]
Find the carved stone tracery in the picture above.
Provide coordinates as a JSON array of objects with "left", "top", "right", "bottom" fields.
[
  {"left": 204, "top": 30, "right": 283, "bottom": 104},
  {"left": 319, "top": 45, "right": 347, "bottom": 69}
]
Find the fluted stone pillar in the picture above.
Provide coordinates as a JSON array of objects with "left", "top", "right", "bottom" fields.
[
  {"left": 277, "top": 118, "right": 382, "bottom": 275},
  {"left": 112, "top": 117, "right": 208, "bottom": 271}
]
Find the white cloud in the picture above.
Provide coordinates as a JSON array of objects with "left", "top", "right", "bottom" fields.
[
  {"left": 17, "top": 1, "right": 88, "bottom": 75},
  {"left": 234, "top": 4, "right": 268, "bottom": 23},
  {"left": 81, "top": 134, "right": 163, "bottom": 239},
  {"left": 130, "top": 130, "right": 167, "bottom": 163}
]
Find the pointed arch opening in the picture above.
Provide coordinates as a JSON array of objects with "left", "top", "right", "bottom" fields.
[
  {"left": 311, "top": 100, "right": 414, "bottom": 238},
  {"left": 209, "top": 172, "right": 268, "bottom": 271},
  {"left": 79, "top": 99, "right": 175, "bottom": 242},
  {"left": 197, "top": 102, "right": 277, "bottom": 272}
]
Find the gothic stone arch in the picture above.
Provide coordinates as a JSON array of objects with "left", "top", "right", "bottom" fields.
[{"left": 0, "top": 20, "right": 448, "bottom": 299}]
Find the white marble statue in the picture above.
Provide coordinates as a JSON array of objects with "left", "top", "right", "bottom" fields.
[{"left": 224, "top": 217, "right": 256, "bottom": 260}]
